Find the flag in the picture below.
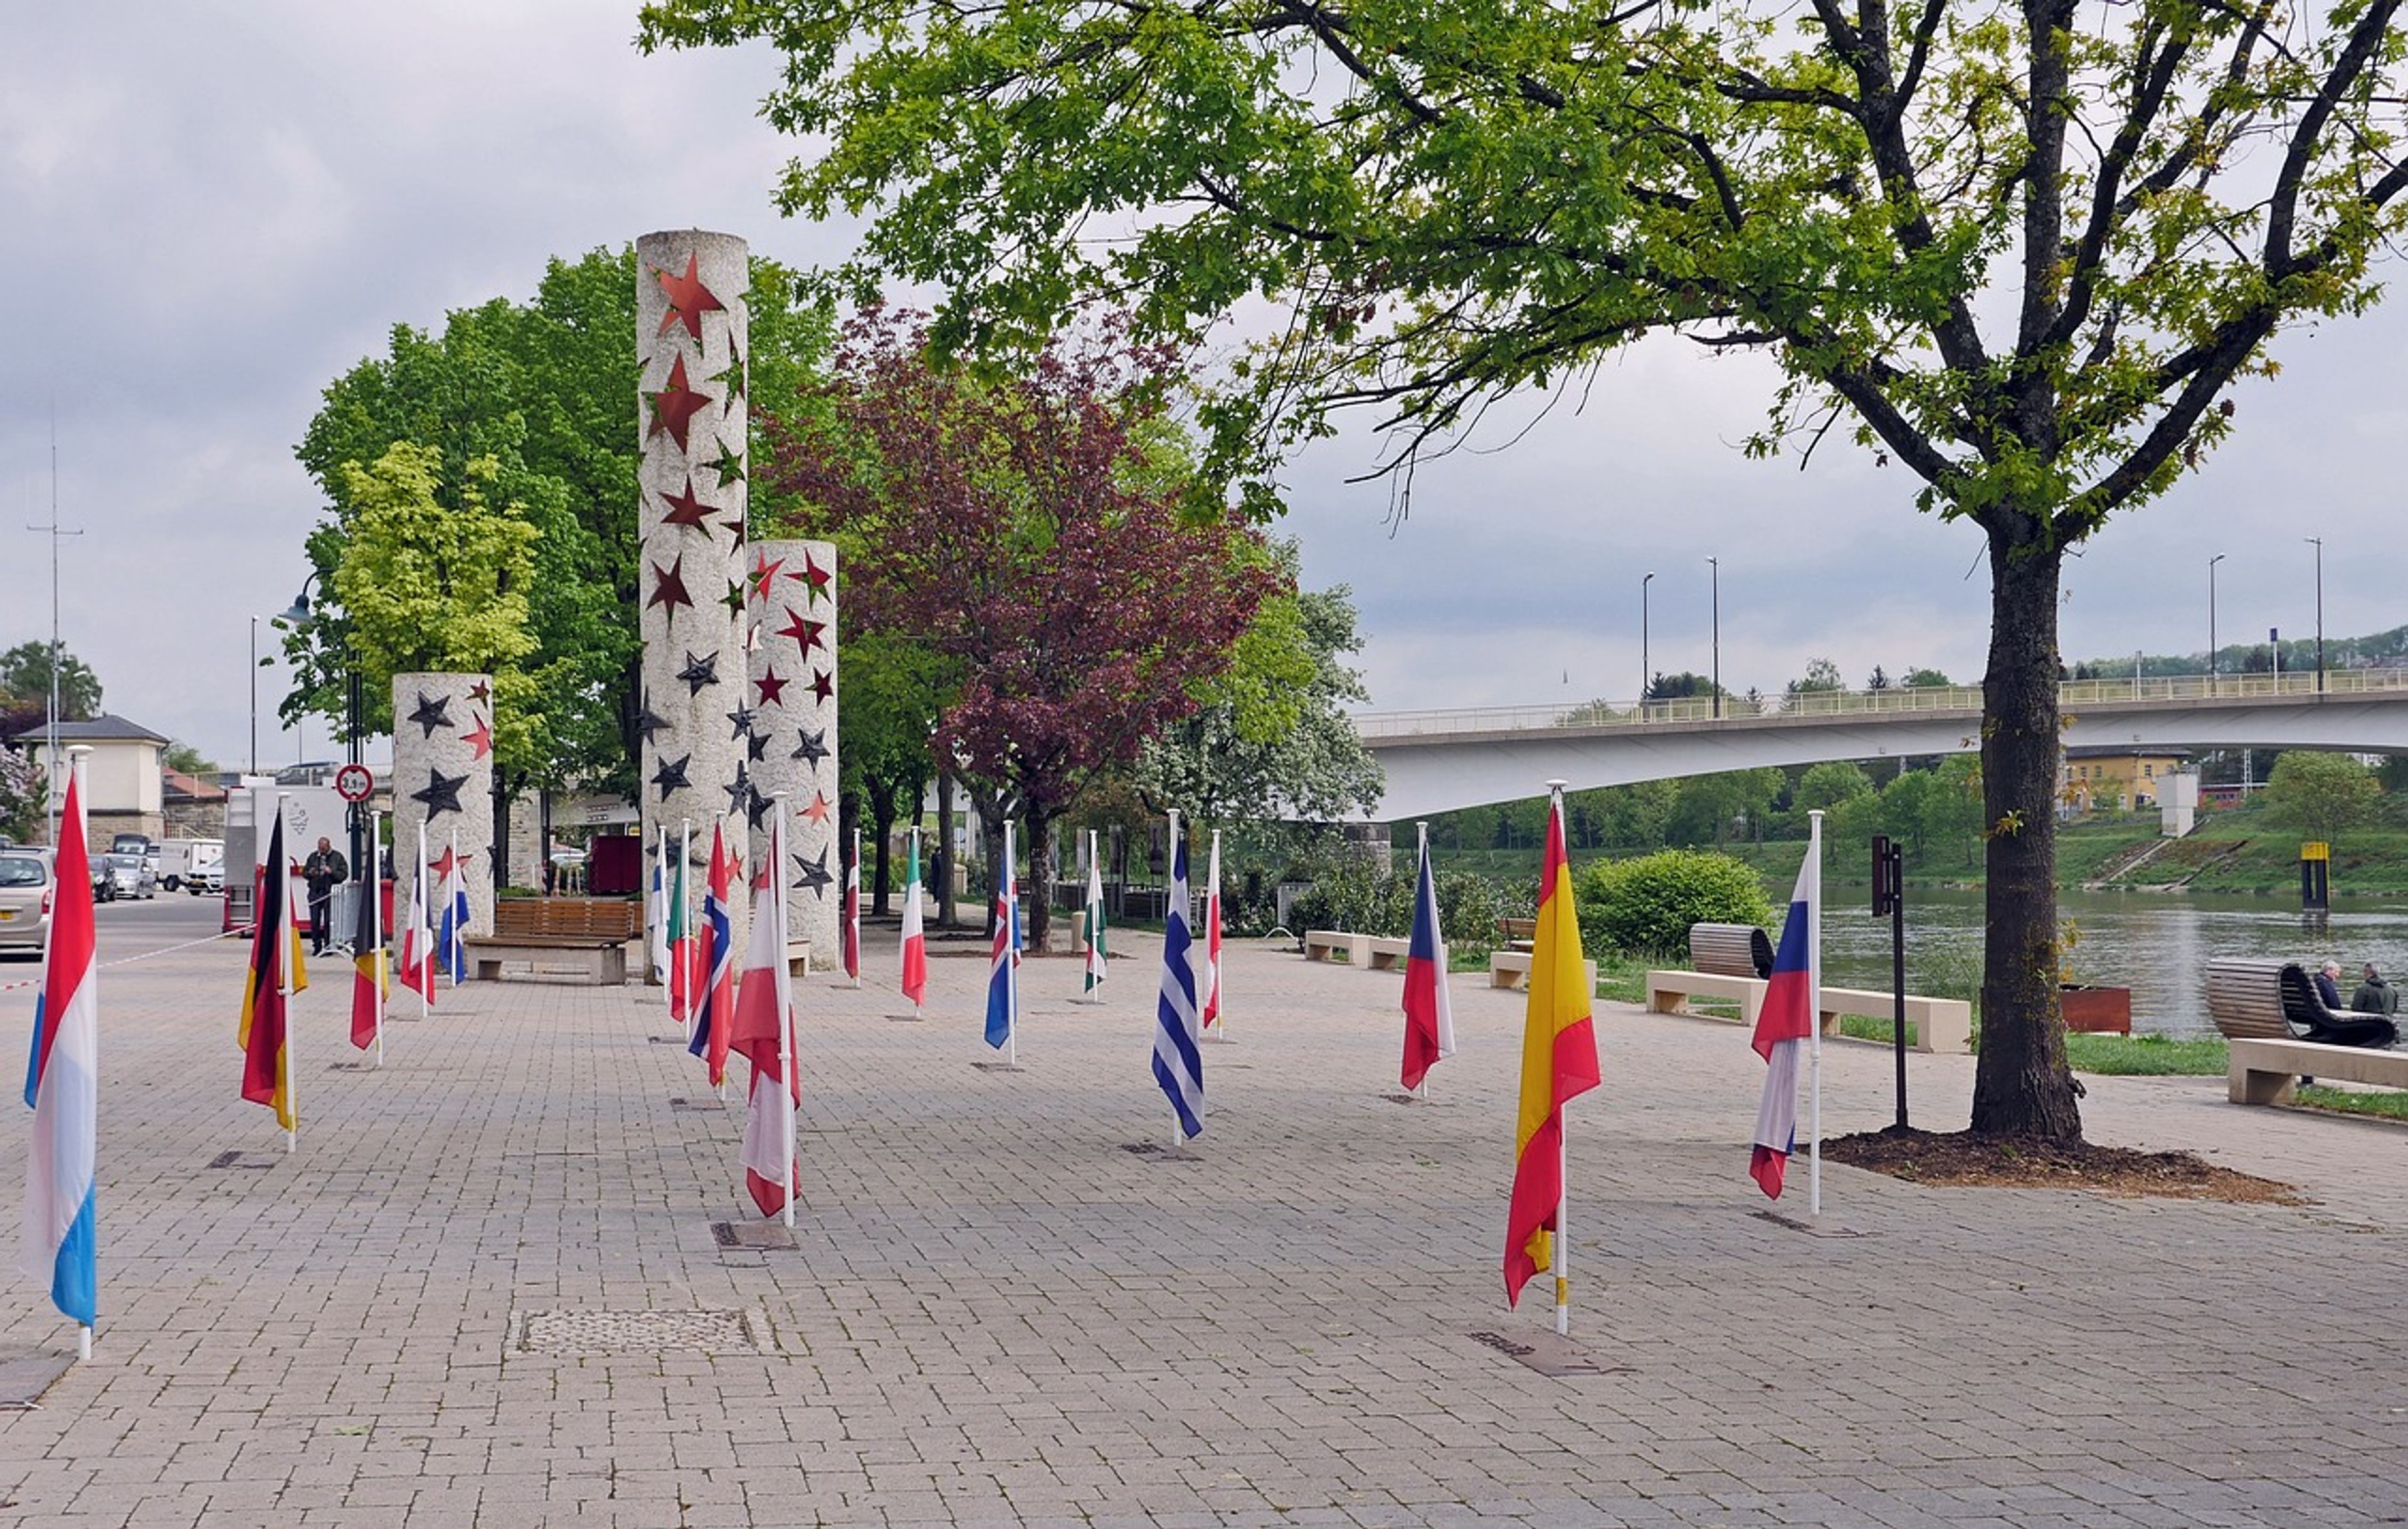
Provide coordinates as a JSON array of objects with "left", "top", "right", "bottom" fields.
[
  {"left": 238, "top": 805, "right": 302, "bottom": 1131},
  {"left": 23, "top": 771, "right": 97, "bottom": 1329},
  {"left": 687, "top": 822, "right": 736, "bottom": 1086},
  {"left": 1751, "top": 837, "right": 1820, "bottom": 1199},
  {"left": 899, "top": 829, "right": 927, "bottom": 1007},
  {"left": 1502, "top": 795, "right": 1600, "bottom": 1306},
  {"left": 1081, "top": 833, "right": 1107, "bottom": 994},
  {"left": 437, "top": 840, "right": 470, "bottom": 984},
  {"left": 348, "top": 859, "right": 385, "bottom": 1051},
  {"left": 983, "top": 822, "right": 1020, "bottom": 1050},
  {"left": 1200, "top": 831, "right": 1223, "bottom": 1029},
  {"left": 841, "top": 829, "right": 861, "bottom": 982},
  {"left": 648, "top": 830, "right": 670, "bottom": 988},
  {"left": 1151, "top": 816, "right": 1204, "bottom": 1138},
  {"left": 733, "top": 816, "right": 800, "bottom": 1217},
  {"left": 667, "top": 834, "right": 694, "bottom": 1024},
  {"left": 398, "top": 833, "right": 435, "bottom": 1006},
  {"left": 1400, "top": 831, "right": 1457, "bottom": 1091}
]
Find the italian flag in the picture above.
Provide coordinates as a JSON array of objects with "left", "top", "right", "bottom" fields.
[{"left": 899, "top": 828, "right": 927, "bottom": 1007}]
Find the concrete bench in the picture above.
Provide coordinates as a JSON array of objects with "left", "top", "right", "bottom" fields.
[
  {"left": 2229, "top": 1036, "right": 2408, "bottom": 1105},
  {"left": 1303, "top": 930, "right": 1369, "bottom": 965},
  {"left": 1363, "top": 935, "right": 1412, "bottom": 970},
  {"left": 1491, "top": 950, "right": 1600, "bottom": 991},
  {"left": 1644, "top": 973, "right": 1970, "bottom": 1053},
  {"left": 466, "top": 936, "right": 629, "bottom": 985}
]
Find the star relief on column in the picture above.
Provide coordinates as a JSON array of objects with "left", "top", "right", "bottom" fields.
[
  {"left": 405, "top": 692, "right": 453, "bottom": 738},
  {"left": 645, "top": 353, "right": 712, "bottom": 454},
  {"left": 653, "top": 251, "right": 727, "bottom": 344},
  {"left": 411, "top": 769, "right": 468, "bottom": 820},
  {"left": 772, "top": 607, "right": 826, "bottom": 655},
  {"left": 463, "top": 713, "right": 495, "bottom": 760},
  {"left": 647, "top": 552, "right": 695, "bottom": 622},
  {"left": 657, "top": 477, "right": 721, "bottom": 537}
]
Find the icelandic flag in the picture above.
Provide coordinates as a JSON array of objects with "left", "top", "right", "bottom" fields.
[
  {"left": 648, "top": 830, "right": 670, "bottom": 988},
  {"left": 397, "top": 833, "right": 436, "bottom": 1006},
  {"left": 733, "top": 816, "right": 800, "bottom": 1217},
  {"left": 1151, "top": 815, "right": 1205, "bottom": 1138},
  {"left": 23, "top": 771, "right": 98, "bottom": 1330},
  {"left": 841, "top": 829, "right": 861, "bottom": 982},
  {"left": 1201, "top": 831, "right": 1223, "bottom": 1030},
  {"left": 899, "top": 830, "right": 927, "bottom": 1007},
  {"left": 983, "top": 822, "right": 1020, "bottom": 1050},
  {"left": 1750, "top": 836, "right": 1820, "bottom": 1199},
  {"left": 437, "top": 841, "right": 470, "bottom": 985},
  {"left": 1399, "top": 832, "right": 1457, "bottom": 1091},
  {"left": 687, "top": 822, "right": 736, "bottom": 1086}
]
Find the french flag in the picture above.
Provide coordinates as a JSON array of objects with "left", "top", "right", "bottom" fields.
[
  {"left": 1750, "top": 830, "right": 1820, "bottom": 1199},
  {"left": 687, "top": 822, "right": 736, "bottom": 1086},
  {"left": 24, "top": 772, "right": 98, "bottom": 1337},
  {"left": 397, "top": 833, "right": 436, "bottom": 1007},
  {"left": 983, "top": 821, "right": 1020, "bottom": 1053},
  {"left": 1399, "top": 828, "right": 1456, "bottom": 1091}
]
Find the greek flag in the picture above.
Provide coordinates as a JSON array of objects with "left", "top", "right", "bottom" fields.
[{"left": 1151, "top": 814, "right": 1204, "bottom": 1138}]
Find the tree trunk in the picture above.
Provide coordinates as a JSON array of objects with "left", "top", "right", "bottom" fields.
[
  {"left": 1972, "top": 525, "right": 2084, "bottom": 1142},
  {"left": 862, "top": 770, "right": 897, "bottom": 915},
  {"left": 1025, "top": 807, "right": 1055, "bottom": 951},
  {"left": 492, "top": 777, "right": 514, "bottom": 892},
  {"left": 934, "top": 769, "right": 956, "bottom": 927}
]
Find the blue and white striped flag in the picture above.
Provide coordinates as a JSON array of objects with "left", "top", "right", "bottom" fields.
[{"left": 1152, "top": 813, "right": 1205, "bottom": 1138}]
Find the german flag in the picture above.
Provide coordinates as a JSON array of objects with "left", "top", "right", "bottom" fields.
[
  {"left": 239, "top": 806, "right": 305, "bottom": 1132},
  {"left": 1502, "top": 792, "right": 1600, "bottom": 1309},
  {"left": 349, "top": 852, "right": 385, "bottom": 1051}
]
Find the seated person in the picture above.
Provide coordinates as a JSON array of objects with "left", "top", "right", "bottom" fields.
[
  {"left": 2316, "top": 959, "right": 2347, "bottom": 1012},
  {"left": 2350, "top": 962, "right": 2399, "bottom": 1016}
]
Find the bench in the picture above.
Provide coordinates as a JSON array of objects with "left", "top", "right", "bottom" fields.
[
  {"left": 1643, "top": 922, "right": 1776, "bottom": 1026},
  {"left": 1496, "top": 917, "right": 1537, "bottom": 952},
  {"left": 2229, "top": 1037, "right": 2408, "bottom": 1105},
  {"left": 465, "top": 897, "right": 642, "bottom": 985},
  {"left": 1489, "top": 949, "right": 1600, "bottom": 991},
  {"left": 1814, "top": 986, "right": 1973, "bottom": 1055},
  {"left": 2207, "top": 959, "right": 2400, "bottom": 1049},
  {"left": 1363, "top": 935, "right": 1412, "bottom": 970},
  {"left": 1303, "top": 929, "right": 1370, "bottom": 965}
]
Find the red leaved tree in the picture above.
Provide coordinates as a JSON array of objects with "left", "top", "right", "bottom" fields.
[{"left": 762, "top": 308, "right": 1276, "bottom": 945}]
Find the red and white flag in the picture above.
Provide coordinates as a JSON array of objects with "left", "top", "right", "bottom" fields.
[
  {"left": 733, "top": 812, "right": 800, "bottom": 1218},
  {"left": 899, "top": 828, "right": 927, "bottom": 1008},
  {"left": 397, "top": 831, "right": 436, "bottom": 1007},
  {"left": 1200, "top": 829, "right": 1224, "bottom": 1031},
  {"left": 1751, "top": 821, "right": 1821, "bottom": 1200},
  {"left": 842, "top": 826, "right": 861, "bottom": 983}
]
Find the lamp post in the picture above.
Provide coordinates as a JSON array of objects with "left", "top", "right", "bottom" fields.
[
  {"left": 2305, "top": 537, "right": 2325, "bottom": 693},
  {"left": 1640, "top": 570, "right": 1655, "bottom": 707},
  {"left": 1706, "top": 555, "right": 1721, "bottom": 719},
  {"left": 276, "top": 574, "right": 366, "bottom": 880},
  {"left": 2207, "top": 553, "right": 2224, "bottom": 696}
]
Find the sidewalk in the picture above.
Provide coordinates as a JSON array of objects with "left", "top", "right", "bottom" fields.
[{"left": 1, "top": 915, "right": 2404, "bottom": 1527}]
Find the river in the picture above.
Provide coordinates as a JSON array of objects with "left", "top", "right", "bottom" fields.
[{"left": 1815, "top": 886, "right": 2408, "bottom": 1039}]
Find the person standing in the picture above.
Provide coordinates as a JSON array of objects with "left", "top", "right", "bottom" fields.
[
  {"left": 2315, "top": 959, "right": 2347, "bottom": 1012},
  {"left": 2350, "top": 962, "right": 2399, "bottom": 1016},
  {"left": 303, "top": 836, "right": 348, "bottom": 957}
]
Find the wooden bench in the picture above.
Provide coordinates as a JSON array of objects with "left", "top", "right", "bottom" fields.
[
  {"left": 465, "top": 897, "right": 642, "bottom": 985},
  {"left": 1303, "top": 929, "right": 1369, "bottom": 965},
  {"left": 1489, "top": 949, "right": 1600, "bottom": 991},
  {"left": 2208, "top": 958, "right": 2400, "bottom": 1048},
  {"left": 2230, "top": 1037, "right": 2408, "bottom": 1105},
  {"left": 1496, "top": 917, "right": 1537, "bottom": 952}
]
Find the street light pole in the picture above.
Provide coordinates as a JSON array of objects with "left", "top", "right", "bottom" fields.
[
  {"left": 249, "top": 614, "right": 260, "bottom": 776},
  {"left": 1641, "top": 570, "right": 1655, "bottom": 707},
  {"left": 1707, "top": 556, "right": 1721, "bottom": 718},
  {"left": 2207, "top": 553, "right": 2224, "bottom": 696},
  {"left": 2305, "top": 537, "right": 2325, "bottom": 693}
]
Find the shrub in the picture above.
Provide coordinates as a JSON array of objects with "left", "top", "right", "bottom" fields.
[{"left": 1573, "top": 849, "right": 1772, "bottom": 957}]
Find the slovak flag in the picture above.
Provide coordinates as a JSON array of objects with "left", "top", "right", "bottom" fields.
[
  {"left": 1400, "top": 830, "right": 1457, "bottom": 1091},
  {"left": 983, "top": 822, "right": 1020, "bottom": 1051},
  {"left": 1750, "top": 833, "right": 1820, "bottom": 1199},
  {"left": 397, "top": 834, "right": 436, "bottom": 1006},
  {"left": 687, "top": 823, "right": 736, "bottom": 1086},
  {"left": 733, "top": 815, "right": 800, "bottom": 1217},
  {"left": 23, "top": 770, "right": 98, "bottom": 1334}
]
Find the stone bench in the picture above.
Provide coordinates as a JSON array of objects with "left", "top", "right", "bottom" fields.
[
  {"left": 1490, "top": 950, "right": 1600, "bottom": 992},
  {"left": 1643, "top": 972, "right": 1971, "bottom": 1053},
  {"left": 2229, "top": 1036, "right": 2408, "bottom": 1105},
  {"left": 465, "top": 935, "right": 629, "bottom": 986},
  {"left": 1363, "top": 935, "right": 1411, "bottom": 970},
  {"left": 1303, "top": 930, "right": 1369, "bottom": 965}
]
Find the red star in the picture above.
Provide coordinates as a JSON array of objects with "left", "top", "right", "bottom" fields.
[
  {"left": 755, "top": 667, "right": 789, "bottom": 706},
  {"left": 801, "top": 792, "right": 833, "bottom": 826},
  {"left": 749, "top": 552, "right": 786, "bottom": 602},
  {"left": 468, "top": 679, "right": 490, "bottom": 704},
  {"left": 809, "top": 668, "right": 834, "bottom": 704},
  {"left": 645, "top": 353, "right": 710, "bottom": 453},
  {"left": 647, "top": 553, "right": 695, "bottom": 618},
  {"left": 772, "top": 606, "right": 827, "bottom": 654},
  {"left": 655, "top": 252, "right": 726, "bottom": 343},
  {"left": 658, "top": 478, "right": 719, "bottom": 534},
  {"left": 463, "top": 712, "right": 495, "bottom": 760},
  {"left": 791, "top": 549, "right": 834, "bottom": 601},
  {"left": 431, "top": 846, "right": 460, "bottom": 881}
]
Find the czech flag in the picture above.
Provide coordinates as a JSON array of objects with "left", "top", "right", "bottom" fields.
[
  {"left": 734, "top": 816, "right": 800, "bottom": 1217},
  {"left": 983, "top": 822, "right": 1020, "bottom": 1051},
  {"left": 438, "top": 842, "right": 471, "bottom": 985},
  {"left": 1400, "top": 831, "right": 1456, "bottom": 1091},
  {"left": 687, "top": 822, "right": 736, "bottom": 1086},
  {"left": 1750, "top": 834, "right": 1820, "bottom": 1199},
  {"left": 23, "top": 771, "right": 98, "bottom": 1332},
  {"left": 1503, "top": 794, "right": 1598, "bottom": 1307}
]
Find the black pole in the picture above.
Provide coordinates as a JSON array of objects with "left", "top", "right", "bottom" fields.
[
  {"left": 346, "top": 661, "right": 366, "bottom": 883},
  {"left": 1873, "top": 835, "right": 1908, "bottom": 1130}
]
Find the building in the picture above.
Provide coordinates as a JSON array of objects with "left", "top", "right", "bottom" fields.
[
  {"left": 2059, "top": 745, "right": 2192, "bottom": 814},
  {"left": 8, "top": 714, "right": 171, "bottom": 843}
]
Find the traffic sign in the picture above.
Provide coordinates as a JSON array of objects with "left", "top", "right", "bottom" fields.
[{"left": 334, "top": 763, "right": 374, "bottom": 804}]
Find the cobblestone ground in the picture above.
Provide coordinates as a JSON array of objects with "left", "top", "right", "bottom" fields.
[{"left": 1, "top": 896, "right": 2405, "bottom": 1527}]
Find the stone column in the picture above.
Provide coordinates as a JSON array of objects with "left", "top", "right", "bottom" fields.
[
  {"left": 745, "top": 539, "right": 839, "bottom": 960},
  {"left": 637, "top": 229, "right": 749, "bottom": 945},
  {"left": 391, "top": 671, "right": 495, "bottom": 935}
]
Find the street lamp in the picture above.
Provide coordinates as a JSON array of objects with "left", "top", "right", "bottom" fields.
[
  {"left": 1640, "top": 570, "right": 1655, "bottom": 707},
  {"left": 1706, "top": 556, "right": 1721, "bottom": 718},
  {"left": 2207, "top": 554, "right": 2224, "bottom": 696},
  {"left": 2305, "top": 537, "right": 2325, "bottom": 693},
  {"left": 275, "top": 573, "right": 365, "bottom": 876}
]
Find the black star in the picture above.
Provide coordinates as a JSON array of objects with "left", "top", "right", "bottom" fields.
[
  {"left": 793, "top": 844, "right": 833, "bottom": 897},
  {"left": 411, "top": 768, "right": 467, "bottom": 821},
  {"left": 726, "top": 701, "right": 755, "bottom": 742},
  {"left": 745, "top": 784, "right": 774, "bottom": 832},
  {"left": 723, "top": 762, "right": 752, "bottom": 816},
  {"left": 650, "top": 753, "right": 691, "bottom": 802},
  {"left": 677, "top": 651, "right": 719, "bottom": 695},
  {"left": 746, "top": 727, "right": 770, "bottom": 762},
  {"left": 791, "top": 725, "right": 829, "bottom": 767},
  {"left": 406, "top": 692, "right": 453, "bottom": 738},
  {"left": 633, "top": 704, "right": 668, "bottom": 746}
]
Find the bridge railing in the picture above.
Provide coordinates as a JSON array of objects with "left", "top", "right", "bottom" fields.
[{"left": 1352, "top": 666, "right": 2408, "bottom": 740}]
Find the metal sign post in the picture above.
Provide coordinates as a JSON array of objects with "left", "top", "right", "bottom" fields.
[{"left": 1871, "top": 834, "right": 1908, "bottom": 1130}]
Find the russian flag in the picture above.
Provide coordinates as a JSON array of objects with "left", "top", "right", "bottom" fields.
[
  {"left": 1400, "top": 829, "right": 1456, "bottom": 1091},
  {"left": 983, "top": 822, "right": 1020, "bottom": 1051},
  {"left": 1750, "top": 833, "right": 1820, "bottom": 1199},
  {"left": 687, "top": 822, "right": 736, "bottom": 1086},
  {"left": 23, "top": 772, "right": 98, "bottom": 1334}
]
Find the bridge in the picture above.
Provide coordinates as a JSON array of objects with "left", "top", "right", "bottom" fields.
[{"left": 1353, "top": 668, "right": 2408, "bottom": 821}]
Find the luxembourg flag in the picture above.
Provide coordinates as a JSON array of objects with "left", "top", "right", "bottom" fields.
[
  {"left": 1399, "top": 824, "right": 1456, "bottom": 1092},
  {"left": 23, "top": 770, "right": 98, "bottom": 1345},
  {"left": 983, "top": 821, "right": 1021, "bottom": 1056},
  {"left": 1750, "top": 816, "right": 1822, "bottom": 1201},
  {"left": 687, "top": 822, "right": 736, "bottom": 1087},
  {"left": 396, "top": 833, "right": 436, "bottom": 1009},
  {"left": 733, "top": 811, "right": 800, "bottom": 1220}
]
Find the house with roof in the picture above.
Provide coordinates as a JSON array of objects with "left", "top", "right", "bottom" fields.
[{"left": 6, "top": 713, "right": 172, "bottom": 844}]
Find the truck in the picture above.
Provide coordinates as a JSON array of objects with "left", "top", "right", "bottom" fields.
[
  {"left": 223, "top": 782, "right": 349, "bottom": 933},
  {"left": 159, "top": 838, "right": 225, "bottom": 894}
]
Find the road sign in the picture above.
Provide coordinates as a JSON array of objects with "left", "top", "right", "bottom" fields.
[{"left": 334, "top": 763, "right": 374, "bottom": 804}]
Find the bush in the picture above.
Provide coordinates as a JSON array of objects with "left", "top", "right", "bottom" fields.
[{"left": 1573, "top": 849, "right": 1773, "bottom": 958}]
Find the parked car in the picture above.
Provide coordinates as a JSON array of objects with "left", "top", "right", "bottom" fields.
[
  {"left": 90, "top": 854, "right": 115, "bottom": 903},
  {"left": 0, "top": 851, "right": 54, "bottom": 955},
  {"left": 102, "top": 851, "right": 156, "bottom": 901}
]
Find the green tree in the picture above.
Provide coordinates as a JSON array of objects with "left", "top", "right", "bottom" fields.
[
  {"left": 2264, "top": 752, "right": 2381, "bottom": 846},
  {"left": 1787, "top": 659, "right": 1846, "bottom": 696},
  {"left": 164, "top": 743, "right": 217, "bottom": 777},
  {"left": 1796, "top": 761, "right": 1875, "bottom": 814},
  {"left": 0, "top": 641, "right": 102, "bottom": 721},
  {"left": 1670, "top": 767, "right": 1783, "bottom": 847},
  {"left": 1902, "top": 668, "right": 1955, "bottom": 689},
  {"left": 1574, "top": 849, "right": 1773, "bottom": 957},
  {"left": 644, "top": 2, "right": 2408, "bottom": 1140},
  {"left": 0, "top": 748, "right": 39, "bottom": 841}
]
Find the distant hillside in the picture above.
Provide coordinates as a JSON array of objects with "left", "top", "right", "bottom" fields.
[{"left": 2076, "top": 623, "right": 2408, "bottom": 679}]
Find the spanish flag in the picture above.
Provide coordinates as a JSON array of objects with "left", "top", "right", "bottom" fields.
[
  {"left": 239, "top": 806, "right": 306, "bottom": 1133},
  {"left": 1503, "top": 792, "right": 1600, "bottom": 1309}
]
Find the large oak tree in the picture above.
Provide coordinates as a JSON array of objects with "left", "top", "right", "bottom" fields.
[{"left": 645, "top": 0, "right": 2408, "bottom": 1140}]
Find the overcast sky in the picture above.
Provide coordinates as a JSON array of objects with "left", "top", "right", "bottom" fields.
[{"left": 7, "top": 3, "right": 2404, "bottom": 774}]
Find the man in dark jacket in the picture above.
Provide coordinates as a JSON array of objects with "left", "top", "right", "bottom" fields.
[
  {"left": 303, "top": 836, "right": 347, "bottom": 956},
  {"left": 2350, "top": 962, "right": 2399, "bottom": 1016},
  {"left": 2316, "top": 959, "right": 2347, "bottom": 1011}
]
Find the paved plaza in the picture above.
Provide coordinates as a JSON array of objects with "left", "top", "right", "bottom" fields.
[{"left": 1, "top": 896, "right": 2405, "bottom": 1527}]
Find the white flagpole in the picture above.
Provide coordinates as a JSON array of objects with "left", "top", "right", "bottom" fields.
[
  {"left": 850, "top": 824, "right": 862, "bottom": 989},
  {"left": 1004, "top": 819, "right": 1018, "bottom": 1067},
  {"left": 416, "top": 829, "right": 430, "bottom": 1023},
  {"left": 1808, "top": 808, "right": 1825, "bottom": 1219},
  {"left": 1207, "top": 828, "right": 1225, "bottom": 1043},
  {"left": 278, "top": 792, "right": 297, "bottom": 1155},
  {"left": 1547, "top": 780, "right": 1568, "bottom": 1336},
  {"left": 679, "top": 817, "right": 694, "bottom": 1040},
  {"left": 774, "top": 797, "right": 798, "bottom": 1229},
  {"left": 446, "top": 828, "right": 460, "bottom": 989},
  {"left": 371, "top": 808, "right": 384, "bottom": 1069}
]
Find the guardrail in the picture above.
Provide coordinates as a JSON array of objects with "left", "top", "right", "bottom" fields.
[{"left": 1352, "top": 666, "right": 2408, "bottom": 741}]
